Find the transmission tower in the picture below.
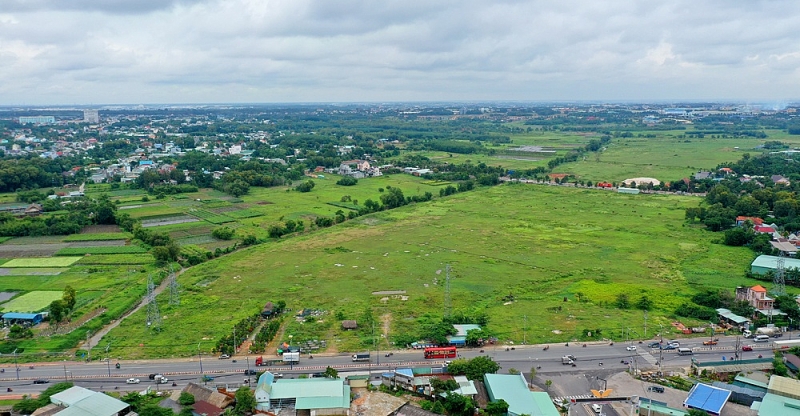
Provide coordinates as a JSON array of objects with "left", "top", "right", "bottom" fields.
[
  {"left": 145, "top": 274, "right": 162, "bottom": 331},
  {"left": 444, "top": 264, "right": 452, "bottom": 318},
  {"left": 774, "top": 254, "right": 787, "bottom": 297},
  {"left": 168, "top": 266, "right": 180, "bottom": 306}
]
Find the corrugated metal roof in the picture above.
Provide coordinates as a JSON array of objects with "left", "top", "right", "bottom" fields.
[
  {"left": 270, "top": 378, "right": 344, "bottom": 399},
  {"left": 2, "top": 312, "right": 42, "bottom": 320},
  {"left": 754, "top": 393, "right": 800, "bottom": 416},
  {"left": 485, "top": 374, "right": 559, "bottom": 416},
  {"left": 752, "top": 255, "right": 800, "bottom": 272},
  {"left": 768, "top": 375, "right": 800, "bottom": 400},
  {"left": 50, "top": 386, "right": 95, "bottom": 406},
  {"left": 52, "top": 389, "right": 129, "bottom": 416},
  {"left": 452, "top": 324, "right": 481, "bottom": 337},
  {"left": 296, "top": 385, "right": 350, "bottom": 410},
  {"left": 684, "top": 383, "right": 731, "bottom": 414}
]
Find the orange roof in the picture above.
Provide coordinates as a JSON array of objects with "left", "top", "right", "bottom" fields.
[{"left": 751, "top": 285, "right": 767, "bottom": 292}]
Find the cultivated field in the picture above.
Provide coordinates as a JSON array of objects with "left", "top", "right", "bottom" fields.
[
  {"left": 102, "top": 183, "right": 760, "bottom": 358},
  {"left": 1, "top": 291, "right": 63, "bottom": 312}
]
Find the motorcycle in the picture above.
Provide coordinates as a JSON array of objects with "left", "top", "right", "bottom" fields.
[
  {"left": 543, "top": 346, "right": 549, "bottom": 351},
  {"left": 309, "top": 355, "right": 313, "bottom": 359},
  {"left": 479, "top": 349, "right": 484, "bottom": 353},
  {"left": 1, "top": 368, "right": 4, "bottom": 373},
  {"left": 582, "top": 344, "right": 587, "bottom": 348},
  {"left": 6, "top": 387, "right": 11, "bottom": 392},
  {"left": 28, "top": 366, "right": 33, "bottom": 369},
  {"left": 172, "top": 382, "right": 177, "bottom": 387},
  {"left": 115, "top": 363, "right": 120, "bottom": 369}
]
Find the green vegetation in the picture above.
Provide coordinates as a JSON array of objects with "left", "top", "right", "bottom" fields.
[
  {"left": 101, "top": 184, "right": 754, "bottom": 358},
  {"left": 62, "top": 233, "right": 132, "bottom": 241},
  {"left": 2, "top": 291, "right": 63, "bottom": 312},
  {"left": 55, "top": 246, "right": 147, "bottom": 255},
  {"left": 75, "top": 254, "right": 155, "bottom": 265},
  {"left": 190, "top": 209, "right": 235, "bottom": 224},
  {"left": 3, "top": 257, "right": 81, "bottom": 268}
]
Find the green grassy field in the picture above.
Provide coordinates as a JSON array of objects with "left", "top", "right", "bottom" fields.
[
  {"left": 2, "top": 257, "right": 81, "bottom": 268},
  {"left": 62, "top": 233, "right": 131, "bottom": 242},
  {"left": 1, "top": 291, "right": 63, "bottom": 312},
  {"left": 102, "top": 183, "right": 761, "bottom": 358},
  {"left": 55, "top": 246, "right": 147, "bottom": 256}
]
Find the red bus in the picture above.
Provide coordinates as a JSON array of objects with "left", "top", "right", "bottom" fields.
[{"left": 424, "top": 347, "right": 457, "bottom": 359}]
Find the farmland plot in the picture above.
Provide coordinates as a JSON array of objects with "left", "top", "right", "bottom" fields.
[
  {"left": 1, "top": 291, "right": 62, "bottom": 312},
  {"left": 3, "top": 257, "right": 81, "bottom": 268}
]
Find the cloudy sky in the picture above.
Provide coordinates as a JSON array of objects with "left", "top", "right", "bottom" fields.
[{"left": 1, "top": 0, "right": 799, "bottom": 105}]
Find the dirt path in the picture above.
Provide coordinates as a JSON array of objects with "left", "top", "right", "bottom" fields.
[{"left": 81, "top": 269, "right": 184, "bottom": 350}]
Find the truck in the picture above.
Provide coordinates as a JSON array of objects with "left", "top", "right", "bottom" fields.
[
  {"left": 744, "top": 326, "right": 783, "bottom": 338},
  {"left": 352, "top": 353, "right": 370, "bottom": 362},
  {"left": 254, "top": 356, "right": 284, "bottom": 367},
  {"left": 283, "top": 352, "right": 300, "bottom": 363},
  {"left": 562, "top": 355, "right": 576, "bottom": 365}
]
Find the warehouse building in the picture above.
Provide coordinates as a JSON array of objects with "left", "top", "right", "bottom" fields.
[{"left": 750, "top": 255, "right": 800, "bottom": 275}]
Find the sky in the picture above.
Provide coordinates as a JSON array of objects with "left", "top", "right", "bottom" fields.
[{"left": 1, "top": 0, "right": 799, "bottom": 105}]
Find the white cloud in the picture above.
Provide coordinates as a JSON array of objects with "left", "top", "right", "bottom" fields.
[{"left": 2, "top": 0, "right": 800, "bottom": 104}]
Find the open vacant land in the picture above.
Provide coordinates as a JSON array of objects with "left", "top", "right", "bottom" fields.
[{"left": 103, "top": 183, "right": 757, "bottom": 358}]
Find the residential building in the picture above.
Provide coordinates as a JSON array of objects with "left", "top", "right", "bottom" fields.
[
  {"left": 19, "top": 116, "right": 55, "bottom": 124},
  {"left": 735, "top": 285, "right": 774, "bottom": 311},
  {"left": 83, "top": 110, "right": 100, "bottom": 124}
]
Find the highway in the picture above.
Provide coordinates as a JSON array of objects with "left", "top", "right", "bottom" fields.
[{"left": 0, "top": 334, "right": 779, "bottom": 397}]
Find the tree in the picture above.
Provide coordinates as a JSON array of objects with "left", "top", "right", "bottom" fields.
[
  {"left": 636, "top": 295, "right": 653, "bottom": 311},
  {"left": 430, "top": 377, "right": 459, "bottom": 395},
  {"left": 440, "top": 392, "right": 475, "bottom": 416},
  {"left": 447, "top": 356, "right": 500, "bottom": 381},
  {"left": 212, "top": 227, "right": 235, "bottom": 240},
  {"left": 8, "top": 324, "right": 33, "bottom": 339},
  {"left": 485, "top": 399, "right": 510, "bottom": 415},
  {"left": 49, "top": 300, "right": 66, "bottom": 326},
  {"left": 322, "top": 366, "right": 338, "bottom": 379},
  {"left": 379, "top": 187, "right": 407, "bottom": 209},
  {"left": 138, "top": 404, "right": 174, "bottom": 416},
  {"left": 62, "top": 285, "right": 76, "bottom": 311},
  {"left": 178, "top": 392, "right": 195, "bottom": 406},
  {"left": 545, "top": 379, "right": 553, "bottom": 391},
  {"left": 615, "top": 293, "right": 630, "bottom": 309},
  {"left": 687, "top": 409, "right": 710, "bottom": 416},
  {"left": 234, "top": 385, "right": 256, "bottom": 415},
  {"left": 295, "top": 180, "right": 316, "bottom": 193},
  {"left": 465, "top": 328, "right": 487, "bottom": 347}
]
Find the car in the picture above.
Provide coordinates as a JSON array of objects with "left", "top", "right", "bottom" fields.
[
  {"left": 33, "top": 379, "right": 49, "bottom": 384},
  {"left": 148, "top": 373, "right": 158, "bottom": 380},
  {"left": 668, "top": 341, "right": 680, "bottom": 347},
  {"left": 626, "top": 346, "right": 637, "bottom": 351},
  {"left": 244, "top": 369, "right": 257, "bottom": 375},
  {"left": 273, "top": 373, "right": 284, "bottom": 378},
  {"left": 219, "top": 354, "right": 230, "bottom": 359},
  {"left": 648, "top": 342, "right": 661, "bottom": 348},
  {"left": 647, "top": 386, "right": 665, "bottom": 393},
  {"left": 662, "top": 344, "right": 676, "bottom": 350},
  {"left": 702, "top": 340, "right": 718, "bottom": 346},
  {"left": 201, "top": 375, "right": 215, "bottom": 382},
  {"left": 126, "top": 378, "right": 140, "bottom": 384},
  {"left": 742, "top": 345, "right": 754, "bottom": 351}
]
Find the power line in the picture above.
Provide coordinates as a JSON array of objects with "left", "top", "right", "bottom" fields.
[
  {"left": 444, "top": 264, "right": 452, "bottom": 319},
  {"left": 145, "top": 274, "right": 162, "bottom": 331},
  {"left": 168, "top": 265, "right": 180, "bottom": 306}
]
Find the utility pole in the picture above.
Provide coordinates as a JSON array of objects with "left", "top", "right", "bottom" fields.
[
  {"left": 198, "top": 342, "right": 203, "bottom": 374},
  {"left": 233, "top": 327, "right": 236, "bottom": 356},
  {"left": 105, "top": 343, "right": 111, "bottom": 376},
  {"left": 13, "top": 349, "right": 18, "bottom": 380},
  {"left": 734, "top": 336, "right": 741, "bottom": 361},
  {"left": 658, "top": 324, "right": 663, "bottom": 375},
  {"left": 644, "top": 311, "right": 648, "bottom": 339},
  {"left": 86, "top": 331, "right": 91, "bottom": 362}
]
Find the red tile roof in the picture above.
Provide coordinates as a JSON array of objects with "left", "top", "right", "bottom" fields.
[{"left": 751, "top": 285, "right": 767, "bottom": 292}]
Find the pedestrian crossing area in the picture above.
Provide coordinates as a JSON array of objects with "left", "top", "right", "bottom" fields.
[
  {"left": 553, "top": 394, "right": 593, "bottom": 404},
  {"left": 638, "top": 350, "right": 658, "bottom": 365}
]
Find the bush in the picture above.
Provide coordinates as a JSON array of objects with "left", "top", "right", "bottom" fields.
[
  {"left": 336, "top": 177, "right": 358, "bottom": 186},
  {"left": 212, "top": 227, "right": 235, "bottom": 240}
]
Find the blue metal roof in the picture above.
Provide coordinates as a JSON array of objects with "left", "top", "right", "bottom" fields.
[
  {"left": 2, "top": 313, "right": 42, "bottom": 320},
  {"left": 684, "top": 383, "right": 731, "bottom": 415}
]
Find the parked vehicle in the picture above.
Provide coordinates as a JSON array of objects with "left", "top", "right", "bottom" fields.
[
  {"left": 126, "top": 378, "right": 140, "bottom": 384},
  {"left": 283, "top": 352, "right": 300, "bottom": 363},
  {"left": 648, "top": 386, "right": 665, "bottom": 393},
  {"left": 352, "top": 353, "right": 371, "bottom": 362},
  {"left": 219, "top": 354, "right": 230, "bottom": 359}
]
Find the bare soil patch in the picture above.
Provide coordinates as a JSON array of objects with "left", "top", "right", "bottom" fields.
[
  {"left": 350, "top": 388, "right": 405, "bottom": 416},
  {"left": 0, "top": 243, "right": 67, "bottom": 257},
  {"left": 255, "top": 201, "right": 274, "bottom": 205}
]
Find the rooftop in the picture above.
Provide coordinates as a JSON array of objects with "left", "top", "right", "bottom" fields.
[
  {"left": 768, "top": 375, "right": 800, "bottom": 400},
  {"left": 752, "top": 392, "right": 800, "bottom": 416},
  {"left": 752, "top": 255, "right": 800, "bottom": 272},
  {"left": 484, "top": 374, "right": 559, "bottom": 416},
  {"left": 684, "top": 383, "right": 731, "bottom": 414}
]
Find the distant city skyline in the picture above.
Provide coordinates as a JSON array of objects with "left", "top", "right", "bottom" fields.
[{"left": 2, "top": 1, "right": 800, "bottom": 105}]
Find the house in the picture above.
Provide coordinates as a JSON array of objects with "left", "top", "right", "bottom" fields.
[
  {"left": 254, "top": 371, "right": 350, "bottom": 415},
  {"left": 754, "top": 225, "right": 776, "bottom": 234},
  {"left": 483, "top": 374, "right": 560, "bottom": 416},
  {"left": 341, "top": 320, "right": 357, "bottom": 330},
  {"left": 736, "top": 216, "right": 764, "bottom": 227},
  {"left": 719, "top": 167, "right": 736, "bottom": 176},
  {"left": 181, "top": 383, "right": 234, "bottom": 410},
  {"left": 192, "top": 400, "right": 225, "bottom": 416},
  {"left": 772, "top": 175, "right": 791, "bottom": 186},
  {"left": 694, "top": 171, "right": 713, "bottom": 180},
  {"left": 48, "top": 386, "right": 130, "bottom": 416},
  {"left": 735, "top": 285, "right": 774, "bottom": 311},
  {"left": 447, "top": 324, "right": 481, "bottom": 347},
  {"left": 753, "top": 376, "right": 800, "bottom": 416},
  {"left": 261, "top": 302, "right": 274, "bottom": 318},
  {"left": 24, "top": 203, "right": 43, "bottom": 217}
]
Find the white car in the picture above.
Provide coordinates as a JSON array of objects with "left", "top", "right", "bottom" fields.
[
  {"left": 126, "top": 378, "right": 140, "bottom": 384},
  {"left": 626, "top": 346, "right": 637, "bottom": 351}
]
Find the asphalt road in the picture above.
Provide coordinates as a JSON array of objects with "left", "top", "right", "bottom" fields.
[{"left": 0, "top": 334, "right": 779, "bottom": 397}]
